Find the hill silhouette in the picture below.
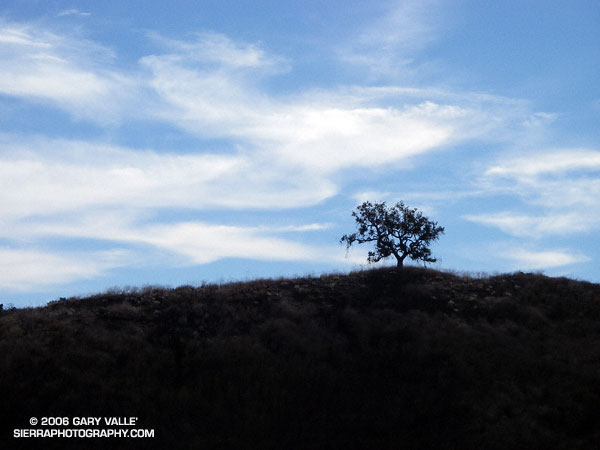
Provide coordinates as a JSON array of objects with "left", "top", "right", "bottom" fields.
[{"left": 1, "top": 266, "right": 600, "bottom": 449}]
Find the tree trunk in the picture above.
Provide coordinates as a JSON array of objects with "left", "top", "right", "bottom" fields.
[{"left": 396, "top": 253, "right": 407, "bottom": 267}]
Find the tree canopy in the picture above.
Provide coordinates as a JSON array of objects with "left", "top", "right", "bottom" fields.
[{"left": 340, "top": 201, "right": 445, "bottom": 267}]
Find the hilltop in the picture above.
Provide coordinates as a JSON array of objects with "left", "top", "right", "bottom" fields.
[{"left": 1, "top": 267, "right": 600, "bottom": 449}]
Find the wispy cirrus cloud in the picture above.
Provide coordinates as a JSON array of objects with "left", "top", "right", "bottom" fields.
[
  {"left": 0, "top": 248, "right": 128, "bottom": 291},
  {"left": 0, "top": 20, "right": 530, "bottom": 176},
  {"left": 148, "top": 31, "right": 289, "bottom": 71},
  {"left": 0, "top": 15, "right": 580, "bottom": 293},
  {"left": 464, "top": 212, "right": 597, "bottom": 238},
  {"left": 484, "top": 149, "right": 600, "bottom": 180},
  {"left": 522, "top": 112, "right": 557, "bottom": 128},
  {"left": 0, "top": 21, "right": 139, "bottom": 122},
  {"left": 141, "top": 36, "right": 522, "bottom": 173},
  {"left": 0, "top": 134, "right": 336, "bottom": 219},
  {"left": 4, "top": 216, "right": 335, "bottom": 265},
  {"left": 0, "top": 208, "right": 347, "bottom": 291},
  {"left": 460, "top": 240, "right": 592, "bottom": 272},
  {"left": 336, "top": 0, "right": 446, "bottom": 78},
  {"left": 0, "top": 21, "right": 489, "bottom": 175},
  {"left": 500, "top": 247, "right": 590, "bottom": 271},
  {"left": 468, "top": 148, "right": 600, "bottom": 237},
  {"left": 57, "top": 9, "right": 91, "bottom": 18},
  {"left": 0, "top": 130, "right": 340, "bottom": 290}
]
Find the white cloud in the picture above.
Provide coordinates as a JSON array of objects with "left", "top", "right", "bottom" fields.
[
  {"left": 464, "top": 212, "right": 596, "bottom": 238},
  {"left": 264, "top": 224, "right": 332, "bottom": 232},
  {"left": 0, "top": 131, "right": 343, "bottom": 286},
  {"left": 148, "top": 32, "right": 288, "bottom": 71},
  {"left": 0, "top": 25, "right": 52, "bottom": 47},
  {"left": 0, "top": 19, "right": 527, "bottom": 176},
  {"left": 522, "top": 112, "right": 557, "bottom": 128},
  {"left": 0, "top": 213, "right": 347, "bottom": 281},
  {"left": 0, "top": 21, "right": 138, "bottom": 122},
  {"left": 57, "top": 9, "right": 91, "bottom": 17},
  {"left": 259, "top": 102, "right": 461, "bottom": 172},
  {"left": 141, "top": 42, "right": 503, "bottom": 173},
  {"left": 130, "top": 222, "right": 320, "bottom": 264},
  {"left": 485, "top": 149, "right": 600, "bottom": 179},
  {"left": 0, "top": 135, "right": 337, "bottom": 219},
  {"left": 500, "top": 247, "right": 590, "bottom": 270},
  {"left": 472, "top": 148, "right": 600, "bottom": 237},
  {"left": 0, "top": 248, "right": 128, "bottom": 291},
  {"left": 0, "top": 18, "right": 578, "bottom": 292},
  {"left": 353, "top": 190, "right": 391, "bottom": 204},
  {"left": 337, "top": 0, "right": 445, "bottom": 77}
]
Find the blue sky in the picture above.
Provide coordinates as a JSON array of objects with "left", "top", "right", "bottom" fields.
[{"left": 1, "top": 0, "right": 599, "bottom": 307}]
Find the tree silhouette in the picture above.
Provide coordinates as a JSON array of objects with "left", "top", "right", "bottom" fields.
[{"left": 341, "top": 201, "right": 444, "bottom": 267}]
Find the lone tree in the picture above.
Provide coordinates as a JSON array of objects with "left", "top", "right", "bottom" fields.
[{"left": 340, "top": 201, "right": 444, "bottom": 268}]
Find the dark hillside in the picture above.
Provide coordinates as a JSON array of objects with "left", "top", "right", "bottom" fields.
[{"left": 2, "top": 267, "right": 600, "bottom": 449}]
